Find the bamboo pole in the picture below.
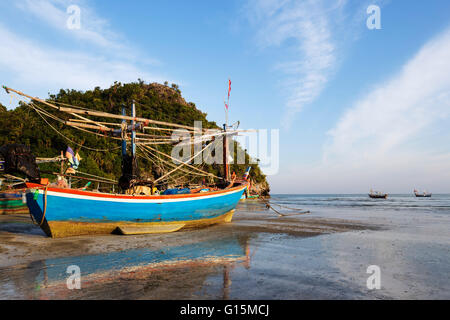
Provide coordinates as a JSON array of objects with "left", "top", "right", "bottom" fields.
[
  {"left": 66, "top": 121, "right": 115, "bottom": 131},
  {"left": 66, "top": 121, "right": 174, "bottom": 142},
  {"left": 69, "top": 120, "right": 196, "bottom": 134},
  {"left": 70, "top": 113, "right": 108, "bottom": 129},
  {"left": 68, "top": 120, "right": 172, "bottom": 138},
  {"left": 3, "top": 86, "right": 59, "bottom": 110},
  {"left": 58, "top": 106, "right": 202, "bottom": 132},
  {"left": 3, "top": 86, "right": 205, "bottom": 132}
]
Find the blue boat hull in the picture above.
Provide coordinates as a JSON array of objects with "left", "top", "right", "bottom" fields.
[{"left": 25, "top": 183, "right": 247, "bottom": 237}]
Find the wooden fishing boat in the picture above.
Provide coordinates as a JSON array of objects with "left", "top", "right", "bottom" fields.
[
  {"left": 3, "top": 85, "right": 251, "bottom": 237},
  {"left": 414, "top": 189, "right": 432, "bottom": 198},
  {"left": 25, "top": 181, "right": 247, "bottom": 238},
  {"left": 368, "top": 194, "right": 387, "bottom": 199},
  {"left": 368, "top": 189, "right": 388, "bottom": 199},
  {"left": 0, "top": 190, "right": 28, "bottom": 215}
]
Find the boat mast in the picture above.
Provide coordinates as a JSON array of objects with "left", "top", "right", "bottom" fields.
[
  {"left": 131, "top": 100, "right": 136, "bottom": 158},
  {"left": 118, "top": 101, "right": 139, "bottom": 191},
  {"left": 223, "top": 123, "right": 229, "bottom": 181},
  {"left": 121, "top": 105, "right": 127, "bottom": 158},
  {"left": 223, "top": 79, "right": 231, "bottom": 182},
  {"left": 130, "top": 100, "right": 139, "bottom": 181}
]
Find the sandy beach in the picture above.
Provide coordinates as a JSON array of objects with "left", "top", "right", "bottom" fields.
[{"left": 0, "top": 197, "right": 449, "bottom": 300}]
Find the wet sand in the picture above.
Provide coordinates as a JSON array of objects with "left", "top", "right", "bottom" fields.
[{"left": 0, "top": 199, "right": 449, "bottom": 299}]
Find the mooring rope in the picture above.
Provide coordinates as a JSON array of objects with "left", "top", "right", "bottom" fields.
[
  {"left": 27, "top": 186, "right": 49, "bottom": 226},
  {"left": 269, "top": 202, "right": 307, "bottom": 211},
  {"left": 40, "top": 186, "right": 48, "bottom": 226},
  {"left": 261, "top": 199, "right": 310, "bottom": 217}
]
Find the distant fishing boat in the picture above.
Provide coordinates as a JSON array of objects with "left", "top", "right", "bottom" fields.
[
  {"left": 3, "top": 85, "right": 250, "bottom": 238},
  {"left": 368, "top": 189, "right": 388, "bottom": 199},
  {"left": 414, "top": 189, "right": 432, "bottom": 198}
]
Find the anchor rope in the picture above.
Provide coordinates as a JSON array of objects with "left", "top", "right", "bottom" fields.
[{"left": 261, "top": 199, "right": 310, "bottom": 217}]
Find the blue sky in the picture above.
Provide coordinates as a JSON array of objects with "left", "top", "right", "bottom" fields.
[{"left": 1, "top": 0, "right": 450, "bottom": 193}]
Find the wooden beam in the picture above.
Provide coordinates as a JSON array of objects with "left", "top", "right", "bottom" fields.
[
  {"left": 59, "top": 106, "right": 202, "bottom": 132},
  {"left": 4, "top": 85, "right": 209, "bottom": 133},
  {"left": 66, "top": 121, "right": 114, "bottom": 131},
  {"left": 4, "top": 86, "right": 59, "bottom": 110}
]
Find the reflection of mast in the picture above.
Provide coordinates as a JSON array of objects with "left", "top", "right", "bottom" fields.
[
  {"left": 121, "top": 106, "right": 127, "bottom": 158},
  {"left": 131, "top": 101, "right": 136, "bottom": 159},
  {"left": 222, "top": 265, "right": 231, "bottom": 300},
  {"left": 223, "top": 79, "right": 231, "bottom": 182},
  {"left": 14, "top": 235, "right": 255, "bottom": 299},
  {"left": 222, "top": 239, "right": 252, "bottom": 299},
  {"left": 223, "top": 124, "right": 230, "bottom": 181},
  {"left": 244, "top": 242, "right": 251, "bottom": 269}
]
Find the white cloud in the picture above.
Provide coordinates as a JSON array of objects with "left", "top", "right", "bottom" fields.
[
  {"left": 245, "top": 0, "right": 345, "bottom": 127},
  {"left": 14, "top": 0, "right": 159, "bottom": 65},
  {"left": 325, "top": 27, "right": 450, "bottom": 163},
  {"left": 16, "top": 0, "right": 119, "bottom": 48},
  {"left": 244, "top": 0, "right": 388, "bottom": 128},
  {"left": 0, "top": 24, "right": 167, "bottom": 106},
  {"left": 0, "top": 1, "right": 169, "bottom": 107},
  {"left": 269, "top": 27, "right": 450, "bottom": 194}
]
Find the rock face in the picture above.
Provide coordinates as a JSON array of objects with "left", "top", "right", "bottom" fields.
[
  {"left": 251, "top": 180, "right": 270, "bottom": 197},
  {"left": 146, "top": 83, "right": 188, "bottom": 107}
]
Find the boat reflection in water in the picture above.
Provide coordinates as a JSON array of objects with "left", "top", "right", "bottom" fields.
[{"left": 0, "top": 234, "right": 251, "bottom": 299}]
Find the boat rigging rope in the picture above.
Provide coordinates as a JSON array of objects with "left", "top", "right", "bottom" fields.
[
  {"left": 30, "top": 103, "right": 124, "bottom": 142},
  {"left": 29, "top": 103, "right": 122, "bottom": 152},
  {"left": 137, "top": 145, "right": 190, "bottom": 179},
  {"left": 74, "top": 170, "right": 117, "bottom": 183},
  {"left": 139, "top": 143, "right": 223, "bottom": 180},
  {"left": 137, "top": 144, "right": 209, "bottom": 178},
  {"left": 152, "top": 140, "right": 221, "bottom": 184},
  {"left": 136, "top": 145, "right": 211, "bottom": 187}
]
